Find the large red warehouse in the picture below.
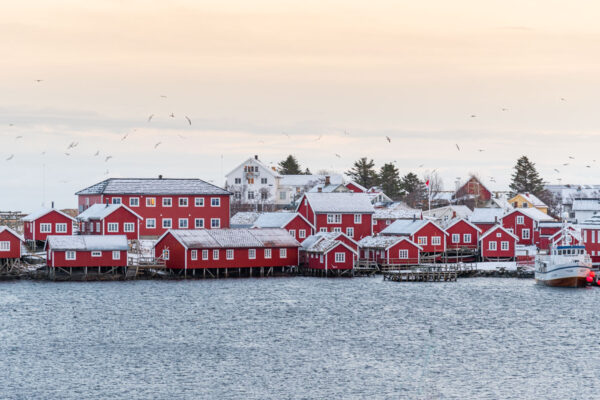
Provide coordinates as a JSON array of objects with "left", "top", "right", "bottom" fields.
[
  {"left": 77, "top": 203, "right": 143, "bottom": 241},
  {"left": 76, "top": 177, "right": 231, "bottom": 237},
  {"left": 22, "top": 208, "right": 76, "bottom": 243}
]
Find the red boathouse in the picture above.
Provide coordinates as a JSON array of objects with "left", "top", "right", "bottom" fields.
[
  {"left": 45, "top": 235, "right": 129, "bottom": 270},
  {"left": 22, "top": 208, "right": 76, "bottom": 243},
  {"left": 479, "top": 225, "right": 519, "bottom": 261},
  {"left": 77, "top": 203, "right": 143, "bottom": 241}
]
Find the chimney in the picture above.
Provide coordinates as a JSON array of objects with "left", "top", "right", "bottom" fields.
[
  {"left": 254, "top": 155, "right": 258, "bottom": 160},
  {"left": 318, "top": 187, "right": 323, "bottom": 193},
  {"left": 51, "top": 201, "right": 54, "bottom": 209},
  {"left": 325, "top": 175, "right": 331, "bottom": 186},
  {"left": 413, "top": 214, "right": 416, "bottom": 222},
  {"left": 494, "top": 216, "right": 498, "bottom": 224},
  {"left": 158, "top": 174, "right": 163, "bottom": 179}
]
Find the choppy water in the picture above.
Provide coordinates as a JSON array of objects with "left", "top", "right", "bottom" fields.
[{"left": 1, "top": 277, "right": 599, "bottom": 399}]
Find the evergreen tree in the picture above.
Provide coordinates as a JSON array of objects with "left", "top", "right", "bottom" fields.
[
  {"left": 378, "top": 163, "right": 402, "bottom": 200},
  {"left": 278, "top": 155, "right": 302, "bottom": 175},
  {"left": 303, "top": 168, "right": 311, "bottom": 175},
  {"left": 509, "top": 156, "right": 545, "bottom": 195},
  {"left": 345, "top": 157, "right": 378, "bottom": 188},
  {"left": 400, "top": 172, "right": 426, "bottom": 208}
]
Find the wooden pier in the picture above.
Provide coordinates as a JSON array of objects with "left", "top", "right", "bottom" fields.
[{"left": 382, "top": 265, "right": 468, "bottom": 282}]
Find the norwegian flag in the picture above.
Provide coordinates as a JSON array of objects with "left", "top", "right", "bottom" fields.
[{"left": 426, "top": 179, "right": 430, "bottom": 187}]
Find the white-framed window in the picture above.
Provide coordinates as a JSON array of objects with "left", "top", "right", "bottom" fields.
[
  {"left": 202, "top": 250, "right": 208, "bottom": 260},
  {"left": 463, "top": 234, "right": 472, "bottom": 243},
  {"left": 280, "top": 248, "right": 287, "bottom": 258},
  {"left": 346, "top": 227, "right": 354, "bottom": 237},
  {"left": 91, "top": 251, "right": 102, "bottom": 257},
  {"left": 452, "top": 234, "right": 460, "bottom": 243},
  {"left": 334, "top": 252, "right": 345, "bottom": 263},
  {"left": 399, "top": 249, "right": 409, "bottom": 259},
  {"left": 124, "top": 223, "right": 135, "bottom": 232},
  {"left": 213, "top": 249, "right": 219, "bottom": 260},
  {"left": 522, "top": 229, "right": 530, "bottom": 239},
  {"left": 90, "top": 223, "right": 94, "bottom": 233},
  {"left": 195, "top": 218, "right": 204, "bottom": 229},
  {"left": 195, "top": 198, "right": 205, "bottom": 207},
  {"left": 146, "top": 218, "right": 156, "bottom": 229},
  {"left": 432, "top": 236, "right": 441, "bottom": 246},
  {"left": 112, "top": 197, "right": 122, "bottom": 204},
  {"left": 162, "top": 219, "right": 172, "bottom": 229},
  {"left": 40, "top": 223, "right": 52, "bottom": 233},
  {"left": 289, "top": 230, "right": 296, "bottom": 238},
  {"left": 66, "top": 251, "right": 76, "bottom": 260},
  {"left": 96, "top": 222, "right": 100, "bottom": 232},
  {"left": 178, "top": 197, "right": 188, "bottom": 207},
  {"left": 226, "top": 249, "right": 234, "bottom": 260},
  {"left": 265, "top": 248, "right": 272, "bottom": 259},
  {"left": 299, "top": 229, "right": 306, "bottom": 239},
  {"left": 178, "top": 218, "right": 188, "bottom": 229},
  {"left": 489, "top": 241, "right": 497, "bottom": 251},
  {"left": 354, "top": 214, "right": 362, "bottom": 224},
  {"left": 249, "top": 249, "right": 256, "bottom": 259},
  {"left": 129, "top": 197, "right": 139, "bottom": 207},
  {"left": 234, "top": 192, "right": 241, "bottom": 200},
  {"left": 191, "top": 250, "right": 198, "bottom": 260},
  {"left": 417, "top": 236, "right": 427, "bottom": 245},
  {"left": 496, "top": 232, "right": 502, "bottom": 237},
  {"left": 319, "top": 255, "right": 324, "bottom": 263},
  {"left": 107, "top": 223, "right": 118, "bottom": 232},
  {"left": 211, "top": 218, "right": 220, "bottom": 228},
  {"left": 320, "top": 228, "right": 327, "bottom": 233},
  {"left": 386, "top": 220, "right": 391, "bottom": 225},
  {"left": 327, "top": 214, "right": 342, "bottom": 224},
  {"left": 248, "top": 191, "right": 255, "bottom": 200},
  {"left": 0, "top": 241, "right": 10, "bottom": 251},
  {"left": 146, "top": 197, "right": 156, "bottom": 207},
  {"left": 235, "top": 178, "right": 241, "bottom": 184},
  {"left": 333, "top": 227, "right": 342, "bottom": 233},
  {"left": 112, "top": 251, "right": 121, "bottom": 260},
  {"left": 162, "top": 249, "right": 169, "bottom": 260},
  {"left": 501, "top": 241, "right": 509, "bottom": 251},
  {"left": 162, "top": 197, "right": 172, "bottom": 207},
  {"left": 211, "top": 198, "right": 221, "bottom": 207},
  {"left": 279, "top": 192, "right": 286, "bottom": 200},
  {"left": 516, "top": 215, "right": 524, "bottom": 225},
  {"left": 55, "top": 223, "right": 67, "bottom": 233},
  {"left": 261, "top": 178, "right": 268, "bottom": 184}
]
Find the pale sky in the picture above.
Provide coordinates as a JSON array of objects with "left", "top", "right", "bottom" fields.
[{"left": 2, "top": 0, "right": 600, "bottom": 211}]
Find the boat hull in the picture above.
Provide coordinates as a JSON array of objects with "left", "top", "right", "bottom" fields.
[
  {"left": 536, "top": 276, "right": 588, "bottom": 288},
  {"left": 535, "top": 264, "right": 591, "bottom": 288}
]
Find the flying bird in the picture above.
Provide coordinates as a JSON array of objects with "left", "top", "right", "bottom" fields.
[
  {"left": 104, "top": 169, "right": 109, "bottom": 175},
  {"left": 315, "top": 135, "right": 322, "bottom": 141},
  {"left": 41, "top": 151, "right": 46, "bottom": 155},
  {"left": 561, "top": 97, "right": 566, "bottom": 101},
  {"left": 386, "top": 136, "right": 391, "bottom": 143},
  {"left": 94, "top": 150, "right": 99, "bottom": 156},
  {"left": 185, "top": 116, "right": 192, "bottom": 125},
  {"left": 282, "top": 131, "right": 289, "bottom": 138},
  {"left": 67, "top": 141, "right": 78, "bottom": 149},
  {"left": 343, "top": 130, "right": 350, "bottom": 136},
  {"left": 148, "top": 114, "right": 154, "bottom": 122},
  {"left": 335, "top": 154, "right": 341, "bottom": 158},
  {"left": 586, "top": 165, "right": 591, "bottom": 168},
  {"left": 418, "top": 164, "right": 424, "bottom": 168},
  {"left": 8, "top": 123, "right": 14, "bottom": 126},
  {"left": 154, "top": 142, "right": 162, "bottom": 149},
  {"left": 169, "top": 113, "right": 175, "bottom": 118},
  {"left": 65, "top": 152, "right": 70, "bottom": 156},
  {"left": 563, "top": 163, "right": 569, "bottom": 166},
  {"left": 568, "top": 156, "right": 575, "bottom": 159},
  {"left": 478, "top": 149, "right": 485, "bottom": 152},
  {"left": 178, "top": 134, "right": 186, "bottom": 140},
  {"left": 470, "top": 115, "right": 477, "bottom": 118},
  {"left": 105, "top": 156, "right": 112, "bottom": 162},
  {"left": 501, "top": 108, "right": 508, "bottom": 111},
  {"left": 6, "top": 154, "right": 14, "bottom": 161},
  {"left": 121, "top": 132, "right": 129, "bottom": 141},
  {"left": 15, "top": 135, "right": 23, "bottom": 139},
  {"left": 34, "top": 79, "right": 43, "bottom": 83},
  {"left": 160, "top": 95, "right": 167, "bottom": 98},
  {"left": 455, "top": 144, "right": 460, "bottom": 151},
  {"left": 554, "top": 169, "right": 560, "bottom": 173}
]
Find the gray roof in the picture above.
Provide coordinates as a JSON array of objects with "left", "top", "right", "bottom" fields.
[
  {"left": 46, "top": 235, "right": 128, "bottom": 251},
  {"left": 373, "top": 207, "right": 421, "bottom": 220},
  {"left": 165, "top": 228, "right": 300, "bottom": 249},
  {"left": 252, "top": 212, "right": 298, "bottom": 228},
  {"left": 22, "top": 208, "right": 77, "bottom": 222},
  {"left": 77, "top": 204, "right": 142, "bottom": 221},
  {"left": 303, "top": 193, "right": 374, "bottom": 213},
  {"left": 572, "top": 198, "right": 600, "bottom": 212},
  {"left": 380, "top": 219, "right": 429, "bottom": 236},
  {"left": 75, "top": 178, "right": 230, "bottom": 196},
  {"left": 469, "top": 208, "right": 505, "bottom": 224},
  {"left": 230, "top": 212, "right": 262, "bottom": 228},
  {"left": 301, "top": 232, "right": 354, "bottom": 254},
  {"left": 506, "top": 208, "right": 555, "bottom": 222},
  {"left": 358, "top": 235, "right": 408, "bottom": 249}
]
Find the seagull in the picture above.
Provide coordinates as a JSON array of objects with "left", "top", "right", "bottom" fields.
[
  {"left": 470, "top": 115, "right": 477, "bottom": 118},
  {"left": 335, "top": 154, "right": 341, "bottom": 158},
  {"left": 15, "top": 135, "right": 23, "bottom": 139},
  {"left": 586, "top": 165, "right": 591, "bottom": 168},
  {"left": 418, "top": 164, "right": 424, "bottom": 168},
  {"left": 148, "top": 114, "right": 154, "bottom": 122},
  {"left": 554, "top": 169, "right": 560, "bottom": 173},
  {"left": 178, "top": 134, "right": 186, "bottom": 140},
  {"left": 160, "top": 95, "right": 167, "bottom": 98},
  {"left": 65, "top": 152, "right": 70, "bottom": 156},
  {"left": 41, "top": 151, "right": 46, "bottom": 155},
  {"left": 34, "top": 79, "right": 43, "bottom": 83},
  {"left": 282, "top": 131, "right": 289, "bottom": 138},
  {"left": 185, "top": 116, "right": 192, "bottom": 125},
  {"left": 315, "top": 135, "right": 322, "bottom": 141},
  {"left": 104, "top": 169, "right": 109, "bottom": 175},
  {"left": 154, "top": 142, "right": 162, "bottom": 149},
  {"left": 568, "top": 156, "right": 575, "bottom": 159},
  {"left": 561, "top": 97, "right": 566, "bottom": 101},
  {"left": 105, "top": 156, "right": 112, "bottom": 162},
  {"left": 563, "top": 163, "right": 569, "bottom": 166},
  {"left": 94, "top": 150, "right": 99, "bottom": 156},
  {"left": 455, "top": 144, "right": 460, "bottom": 151},
  {"left": 386, "top": 136, "right": 391, "bottom": 143},
  {"left": 501, "top": 108, "right": 508, "bottom": 111},
  {"left": 478, "top": 149, "right": 485, "bottom": 152},
  {"left": 343, "top": 130, "right": 350, "bottom": 136},
  {"left": 169, "top": 113, "right": 175, "bottom": 118},
  {"left": 67, "top": 141, "right": 78, "bottom": 149},
  {"left": 6, "top": 154, "right": 14, "bottom": 161},
  {"left": 121, "top": 132, "right": 129, "bottom": 141},
  {"left": 8, "top": 123, "right": 13, "bottom": 126}
]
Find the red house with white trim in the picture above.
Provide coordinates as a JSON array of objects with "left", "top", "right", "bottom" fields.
[
  {"left": 573, "top": 224, "right": 600, "bottom": 264},
  {"left": 0, "top": 226, "right": 24, "bottom": 261},
  {"left": 22, "top": 208, "right": 76, "bottom": 243},
  {"left": 358, "top": 235, "right": 421, "bottom": 265},
  {"left": 251, "top": 212, "right": 315, "bottom": 243},
  {"left": 76, "top": 177, "right": 231, "bottom": 237},
  {"left": 345, "top": 181, "right": 367, "bottom": 193},
  {"left": 445, "top": 218, "right": 481, "bottom": 250},
  {"left": 77, "top": 203, "right": 143, "bottom": 241},
  {"left": 538, "top": 221, "right": 563, "bottom": 251},
  {"left": 479, "top": 225, "right": 519, "bottom": 261},
  {"left": 45, "top": 235, "right": 128, "bottom": 269},
  {"left": 380, "top": 219, "right": 448, "bottom": 254},
  {"left": 296, "top": 192, "right": 374, "bottom": 240},
  {"left": 501, "top": 208, "right": 554, "bottom": 246},
  {"left": 301, "top": 234, "right": 357, "bottom": 274}
]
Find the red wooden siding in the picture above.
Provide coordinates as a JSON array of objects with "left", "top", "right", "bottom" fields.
[
  {"left": 79, "top": 207, "right": 140, "bottom": 240},
  {"left": 582, "top": 228, "right": 600, "bottom": 264},
  {"left": 501, "top": 211, "right": 537, "bottom": 246},
  {"left": 411, "top": 223, "right": 447, "bottom": 253},
  {"left": 305, "top": 243, "right": 355, "bottom": 270},
  {"left": 480, "top": 227, "right": 517, "bottom": 260},
  {"left": 313, "top": 213, "right": 372, "bottom": 240},
  {"left": 24, "top": 211, "right": 73, "bottom": 242},
  {"left": 0, "top": 230, "right": 22, "bottom": 259},
  {"left": 47, "top": 250, "right": 127, "bottom": 268},
  {"left": 446, "top": 220, "right": 479, "bottom": 250},
  {"left": 283, "top": 215, "right": 314, "bottom": 243}
]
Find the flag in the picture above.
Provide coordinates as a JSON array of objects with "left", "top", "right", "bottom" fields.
[{"left": 426, "top": 179, "right": 430, "bottom": 187}]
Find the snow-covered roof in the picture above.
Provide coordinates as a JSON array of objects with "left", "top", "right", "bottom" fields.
[
  {"left": 512, "top": 193, "right": 547, "bottom": 207},
  {"left": 373, "top": 207, "right": 421, "bottom": 220},
  {"left": 161, "top": 228, "right": 300, "bottom": 249},
  {"left": 380, "top": 219, "right": 447, "bottom": 236},
  {"left": 479, "top": 225, "right": 520, "bottom": 241},
  {"left": 46, "top": 235, "right": 128, "bottom": 251},
  {"left": 230, "top": 212, "right": 262, "bottom": 227},
  {"left": 77, "top": 204, "right": 142, "bottom": 221},
  {"left": 469, "top": 208, "right": 505, "bottom": 224},
  {"left": 226, "top": 156, "right": 279, "bottom": 178},
  {"left": 301, "top": 232, "right": 357, "bottom": 254},
  {"left": 358, "top": 235, "right": 422, "bottom": 250},
  {"left": 423, "top": 205, "right": 473, "bottom": 219},
  {"left": 302, "top": 193, "right": 374, "bottom": 213},
  {"left": 252, "top": 212, "right": 313, "bottom": 229},
  {"left": 572, "top": 198, "right": 600, "bottom": 212},
  {"left": 579, "top": 214, "right": 600, "bottom": 226},
  {"left": 76, "top": 178, "right": 230, "bottom": 196},
  {"left": 22, "top": 208, "right": 77, "bottom": 222},
  {"left": 505, "top": 208, "right": 555, "bottom": 222},
  {"left": 308, "top": 183, "right": 347, "bottom": 193},
  {"left": 445, "top": 218, "right": 482, "bottom": 233},
  {"left": 0, "top": 226, "right": 24, "bottom": 241},
  {"left": 279, "top": 174, "right": 343, "bottom": 187}
]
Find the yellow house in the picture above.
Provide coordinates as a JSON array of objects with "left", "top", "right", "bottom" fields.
[{"left": 508, "top": 193, "right": 548, "bottom": 214}]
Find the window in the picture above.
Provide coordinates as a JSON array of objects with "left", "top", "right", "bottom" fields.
[
  {"left": 452, "top": 234, "right": 460, "bottom": 243},
  {"left": 265, "top": 248, "right": 272, "bottom": 259},
  {"left": 386, "top": 220, "right": 391, "bottom": 225},
  {"left": 289, "top": 230, "right": 296, "bottom": 238},
  {"left": 496, "top": 232, "right": 502, "bottom": 237},
  {"left": 248, "top": 191, "right": 255, "bottom": 200},
  {"left": 261, "top": 178, "right": 268, "bottom": 184},
  {"left": 162, "top": 219, "right": 172, "bottom": 229},
  {"left": 226, "top": 249, "right": 234, "bottom": 260},
  {"left": 91, "top": 251, "right": 101, "bottom": 257},
  {"left": 129, "top": 197, "right": 139, "bottom": 207},
  {"left": 146, "top": 218, "right": 156, "bottom": 229},
  {"left": 299, "top": 229, "right": 306, "bottom": 239},
  {"left": 112, "top": 197, "right": 122, "bottom": 204},
  {"left": 195, "top": 218, "right": 204, "bottom": 229},
  {"left": 211, "top": 198, "right": 220, "bottom": 207},
  {"left": 162, "top": 197, "right": 172, "bottom": 207},
  {"left": 96, "top": 222, "right": 101, "bottom": 232},
  {"left": 399, "top": 249, "right": 409, "bottom": 259},
  {"left": 280, "top": 248, "right": 287, "bottom": 258},
  {"left": 463, "top": 234, "right": 472, "bottom": 243},
  {"left": 195, "top": 198, "right": 205, "bottom": 207},
  {"left": 333, "top": 227, "right": 342, "bottom": 233},
  {"left": 146, "top": 197, "right": 156, "bottom": 207},
  {"left": 178, "top": 218, "right": 188, "bottom": 229},
  {"left": 327, "top": 214, "right": 342, "bottom": 224},
  {"left": 234, "top": 192, "right": 241, "bottom": 200},
  {"left": 522, "top": 229, "right": 530, "bottom": 239},
  {"left": 279, "top": 192, "right": 286, "bottom": 200},
  {"left": 55, "top": 223, "right": 67, "bottom": 233},
  {"left": 248, "top": 178, "right": 254, "bottom": 185},
  {"left": 202, "top": 250, "right": 208, "bottom": 260},
  {"left": 432, "top": 236, "right": 441, "bottom": 246},
  {"left": 249, "top": 249, "right": 256, "bottom": 259},
  {"left": 234, "top": 178, "right": 242, "bottom": 184},
  {"left": 124, "top": 223, "right": 135, "bottom": 232},
  {"left": 213, "top": 249, "right": 219, "bottom": 260},
  {"left": 354, "top": 214, "right": 362, "bottom": 224},
  {"left": 162, "top": 250, "right": 170, "bottom": 260},
  {"left": 211, "top": 218, "right": 220, "bottom": 228},
  {"left": 261, "top": 191, "right": 268, "bottom": 200},
  {"left": 40, "top": 223, "right": 52, "bottom": 233},
  {"left": 320, "top": 228, "right": 327, "bottom": 233},
  {"left": 179, "top": 198, "right": 188, "bottom": 207},
  {"left": 319, "top": 255, "right": 323, "bottom": 263},
  {"left": 334, "top": 252, "right": 345, "bottom": 263},
  {"left": 190, "top": 250, "right": 198, "bottom": 260},
  {"left": 0, "top": 241, "right": 10, "bottom": 251},
  {"left": 346, "top": 227, "right": 354, "bottom": 237},
  {"left": 66, "top": 251, "right": 76, "bottom": 260},
  {"left": 112, "top": 251, "right": 121, "bottom": 260},
  {"left": 417, "top": 236, "right": 427, "bottom": 245},
  {"left": 501, "top": 241, "right": 509, "bottom": 251},
  {"left": 90, "top": 223, "right": 94, "bottom": 233},
  {"left": 489, "top": 241, "right": 497, "bottom": 251},
  {"left": 107, "top": 223, "right": 118, "bottom": 232},
  {"left": 516, "top": 215, "right": 524, "bottom": 225}
]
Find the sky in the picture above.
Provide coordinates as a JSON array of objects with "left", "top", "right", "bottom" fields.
[{"left": 2, "top": 0, "right": 600, "bottom": 212}]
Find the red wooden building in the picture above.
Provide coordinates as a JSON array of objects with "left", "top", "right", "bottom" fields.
[
  {"left": 22, "top": 208, "right": 76, "bottom": 243},
  {"left": 358, "top": 235, "right": 421, "bottom": 265},
  {"left": 77, "top": 203, "right": 143, "bottom": 241},
  {"left": 479, "top": 225, "right": 519, "bottom": 261},
  {"left": 76, "top": 177, "right": 231, "bottom": 237},
  {"left": 445, "top": 218, "right": 481, "bottom": 250},
  {"left": 453, "top": 176, "right": 493, "bottom": 205},
  {"left": 0, "top": 226, "right": 24, "bottom": 266},
  {"left": 501, "top": 208, "right": 554, "bottom": 246},
  {"left": 45, "top": 235, "right": 129, "bottom": 269},
  {"left": 300, "top": 234, "right": 358, "bottom": 276},
  {"left": 251, "top": 212, "right": 315, "bottom": 243},
  {"left": 576, "top": 224, "right": 600, "bottom": 264},
  {"left": 296, "top": 192, "right": 374, "bottom": 240},
  {"left": 154, "top": 228, "right": 300, "bottom": 277},
  {"left": 372, "top": 207, "right": 422, "bottom": 234},
  {"left": 537, "top": 221, "right": 563, "bottom": 251},
  {"left": 469, "top": 208, "right": 505, "bottom": 233},
  {"left": 380, "top": 219, "right": 448, "bottom": 254},
  {"left": 345, "top": 181, "right": 367, "bottom": 193}
]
